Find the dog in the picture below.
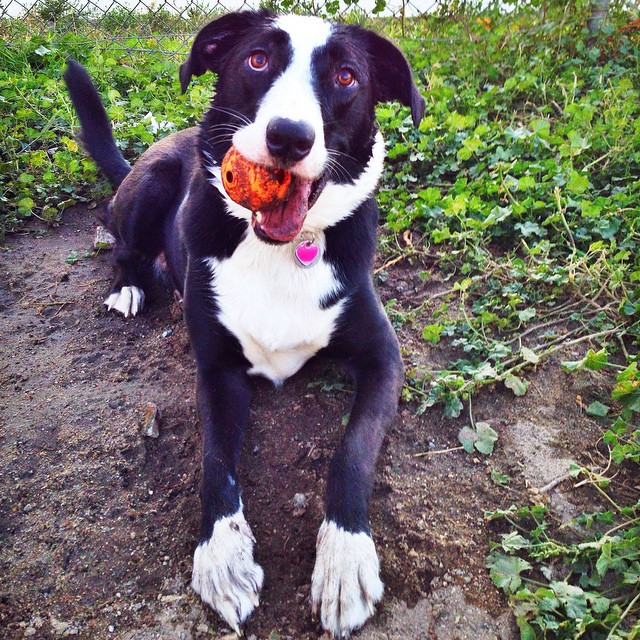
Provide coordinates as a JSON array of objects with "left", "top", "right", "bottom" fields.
[{"left": 64, "top": 10, "right": 424, "bottom": 637}]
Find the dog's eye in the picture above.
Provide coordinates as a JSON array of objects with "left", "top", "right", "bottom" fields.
[
  {"left": 336, "top": 68, "right": 356, "bottom": 88},
  {"left": 248, "top": 51, "right": 269, "bottom": 71}
]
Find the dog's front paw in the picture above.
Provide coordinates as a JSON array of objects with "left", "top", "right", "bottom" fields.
[
  {"left": 311, "top": 519, "right": 384, "bottom": 638},
  {"left": 104, "top": 286, "right": 145, "bottom": 317},
  {"left": 191, "top": 510, "right": 264, "bottom": 634}
]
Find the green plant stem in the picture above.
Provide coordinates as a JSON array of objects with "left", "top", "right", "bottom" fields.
[{"left": 605, "top": 590, "right": 640, "bottom": 640}]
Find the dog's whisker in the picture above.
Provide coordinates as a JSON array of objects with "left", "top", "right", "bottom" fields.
[
  {"left": 325, "top": 156, "right": 351, "bottom": 183},
  {"left": 328, "top": 148, "right": 361, "bottom": 166},
  {"left": 205, "top": 134, "right": 235, "bottom": 146},
  {"left": 210, "top": 105, "right": 252, "bottom": 126}
]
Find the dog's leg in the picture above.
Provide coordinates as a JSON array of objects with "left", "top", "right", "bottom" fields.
[
  {"left": 105, "top": 158, "right": 182, "bottom": 317},
  {"left": 311, "top": 296, "right": 404, "bottom": 638},
  {"left": 191, "top": 366, "right": 264, "bottom": 633},
  {"left": 188, "top": 332, "right": 263, "bottom": 633}
]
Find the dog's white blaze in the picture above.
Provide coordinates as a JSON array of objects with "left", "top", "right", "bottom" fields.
[
  {"left": 232, "top": 15, "right": 332, "bottom": 179},
  {"left": 192, "top": 507, "right": 264, "bottom": 634},
  {"left": 206, "top": 232, "right": 344, "bottom": 384},
  {"left": 311, "top": 519, "right": 384, "bottom": 638}
]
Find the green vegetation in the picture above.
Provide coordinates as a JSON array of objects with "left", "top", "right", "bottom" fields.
[
  {"left": 485, "top": 354, "right": 639, "bottom": 638},
  {"left": 1, "top": 1, "right": 638, "bottom": 636},
  {"left": 377, "top": 4, "right": 639, "bottom": 419},
  {"left": 0, "top": 34, "right": 210, "bottom": 235},
  {"left": 375, "top": 6, "right": 639, "bottom": 635}
]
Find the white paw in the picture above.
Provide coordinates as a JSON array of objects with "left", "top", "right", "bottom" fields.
[
  {"left": 311, "top": 519, "right": 384, "bottom": 638},
  {"left": 104, "top": 286, "right": 145, "bottom": 317},
  {"left": 191, "top": 509, "right": 264, "bottom": 634}
]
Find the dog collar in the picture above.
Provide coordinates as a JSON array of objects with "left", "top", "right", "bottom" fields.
[{"left": 293, "top": 232, "right": 320, "bottom": 268}]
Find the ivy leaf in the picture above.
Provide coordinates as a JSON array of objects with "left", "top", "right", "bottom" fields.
[
  {"left": 561, "top": 348, "right": 609, "bottom": 372},
  {"left": 623, "top": 561, "right": 640, "bottom": 585},
  {"left": 521, "top": 346, "right": 539, "bottom": 364},
  {"left": 422, "top": 323, "right": 444, "bottom": 344},
  {"left": 458, "top": 426, "right": 476, "bottom": 453},
  {"left": 443, "top": 394, "right": 463, "bottom": 418},
  {"left": 501, "top": 531, "right": 529, "bottom": 552},
  {"left": 515, "top": 220, "right": 546, "bottom": 237},
  {"left": 550, "top": 582, "right": 588, "bottom": 619},
  {"left": 517, "top": 308, "right": 536, "bottom": 323},
  {"left": 505, "top": 374, "right": 528, "bottom": 396},
  {"left": 487, "top": 551, "right": 531, "bottom": 593},
  {"left": 490, "top": 468, "right": 510, "bottom": 485},
  {"left": 589, "top": 594, "right": 611, "bottom": 614},
  {"left": 596, "top": 541, "right": 612, "bottom": 576},
  {"left": 584, "top": 349, "right": 609, "bottom": 370},
  {"left": 475, "top": 422, "right": 498, "bottom": 454},
  {"left": 566, "top": 170, "right": 590, "bottom": 194},
  {"left": 516, "top": 616, "right": 536, "bottom": 640},
  {"left": 587, "top": 401, "right": 609, "bottom": 417}
]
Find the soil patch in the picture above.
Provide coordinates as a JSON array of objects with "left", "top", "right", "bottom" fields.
[{"left": 0, "top": 207, "right": 605, "bottom": 639}]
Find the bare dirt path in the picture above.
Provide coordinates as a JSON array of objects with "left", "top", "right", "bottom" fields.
[{"left": 0, "top": 207, "right": 603, "bottom": 639}]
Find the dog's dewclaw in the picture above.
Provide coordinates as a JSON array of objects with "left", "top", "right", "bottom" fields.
[{"left": 221, "top": 146, "right": 293, "bottom": 211}]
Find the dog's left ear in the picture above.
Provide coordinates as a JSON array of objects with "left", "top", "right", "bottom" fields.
[
  {"left": 180, "top": 11, "right": 272, "bottom": 93},
  {"left": 363, "top": 31, "right": 425, "bottom": 127}
]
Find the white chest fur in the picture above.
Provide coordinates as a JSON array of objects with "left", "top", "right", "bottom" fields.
[{"left": 206, "top": 232, "right": 345, "bottom": 384}]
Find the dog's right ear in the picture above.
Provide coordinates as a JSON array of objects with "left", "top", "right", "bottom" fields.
[{"left": 180, "top": 11, "right": 273, "bottom": 93}]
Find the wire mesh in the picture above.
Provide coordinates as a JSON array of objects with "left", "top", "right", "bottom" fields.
[{"left": 0, "top": 0, "right": 439, "bottom": 53}]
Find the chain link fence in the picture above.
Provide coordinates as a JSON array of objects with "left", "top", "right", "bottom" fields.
[{"left": 0, "top": 0, "right": 439, "bottom": 53}]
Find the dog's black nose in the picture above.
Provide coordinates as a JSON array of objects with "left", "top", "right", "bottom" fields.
[{"left": 266, "top": 118, "right": 315, "bottom": 164}]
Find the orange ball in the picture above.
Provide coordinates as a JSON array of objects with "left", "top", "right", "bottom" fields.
[{"left": 221, "top": 147, "right": 293, "bottom": 211}]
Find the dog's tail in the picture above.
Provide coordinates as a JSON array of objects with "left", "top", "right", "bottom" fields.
[{"left": 64, "top": 59, "right": 131, "bottom": 189}]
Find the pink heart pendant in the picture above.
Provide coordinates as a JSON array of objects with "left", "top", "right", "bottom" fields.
[{"left": 294, "top": 240, "right": 320, "bottom": 268}]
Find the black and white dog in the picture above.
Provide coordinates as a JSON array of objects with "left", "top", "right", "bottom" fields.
[{"left": 65, "top": 11, "right": 424, "bottom": 638}]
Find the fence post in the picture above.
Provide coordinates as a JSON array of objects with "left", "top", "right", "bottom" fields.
[{"left": 587, "top": 0, "right": 610, "bottom": 34}]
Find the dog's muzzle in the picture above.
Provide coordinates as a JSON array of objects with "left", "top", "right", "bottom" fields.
[{"left": 252, "top": 172, "right": 327, "bottom": 244}]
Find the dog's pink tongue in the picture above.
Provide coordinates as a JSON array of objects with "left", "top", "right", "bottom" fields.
[{"left": 256, "top": 179, "right": 312, "bottom": 242}]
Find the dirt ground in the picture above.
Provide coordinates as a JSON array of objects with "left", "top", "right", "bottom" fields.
[{"left": 0, "top": 206, "right": 607, "bottom": 639}]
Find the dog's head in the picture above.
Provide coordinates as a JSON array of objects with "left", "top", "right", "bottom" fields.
[{"left": 180, "top": 11, "right": 425, "bottom": 243}]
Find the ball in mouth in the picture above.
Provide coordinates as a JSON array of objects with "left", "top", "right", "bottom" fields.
[{"left": 221, "top": 146, "right": 326, "bottom": 243}]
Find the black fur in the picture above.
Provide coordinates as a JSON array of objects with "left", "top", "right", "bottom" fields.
[{"left": 63, "top": 59, "right": 131, "bottom": 188}]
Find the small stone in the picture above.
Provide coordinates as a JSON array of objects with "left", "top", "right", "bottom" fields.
[
  {"left": 94, "top": 226, "right": 116, "bottom": 250},
  {"left": 292, "top": 493, "right": 308, "bottom": 517},
  {"left": 108, "top": 626, "right": 115, "bottom": 633},
  {"left": 94, "top": 226, "right": 116, "bottom": 249},
  {"left": 24, "top": 628, "right": 36, "bottom": 637},
  {"left": 142, "top": 402, "right": 161, "bottom": 438},
  {"left": 51, "top": 619, "right": 69, "bottom": 636},
  {"left": 159, "top": 594, "right": 184, "bottom": 603},
  {"left": 161, "top": 329, "right": 173, "bottom": 339}
]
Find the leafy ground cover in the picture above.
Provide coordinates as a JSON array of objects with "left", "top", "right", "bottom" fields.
[
  {"left": 1, "top": 1, "right": 639, "bottom": 637},
  {"left": 376, "top": 5, "right": 639, "bottom": 636}
]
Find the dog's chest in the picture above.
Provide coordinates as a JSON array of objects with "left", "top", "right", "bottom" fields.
[{"left": 206, "top": 234, "right": 344, "bottom": 383}]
